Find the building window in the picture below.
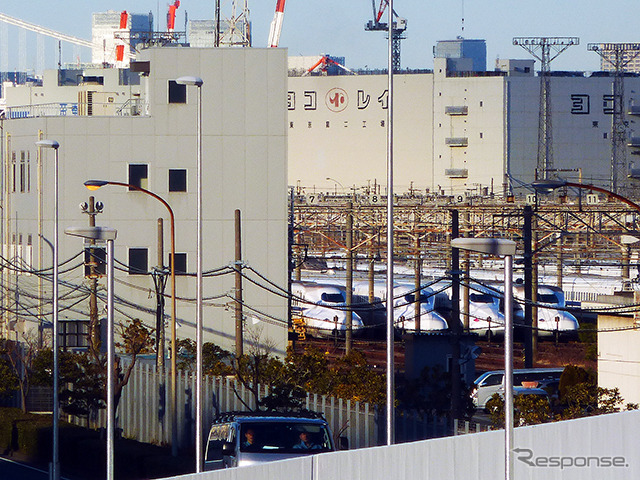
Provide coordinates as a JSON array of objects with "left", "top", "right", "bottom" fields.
[
  {"left": 169, "top": 252, "right": 188, "bottom": 275},
  {"left": 169, "top": 169, "right": 187, "bottom": 192},
  {"left": 59, "top": 319, "right": 90, "bottom": 350},
  {"left": 20, "top": 151, "right": 26, "bottom": 193},
  {"left": 168, "top": 80, "right": 187, "bottom": 104},
  {"left": 11, "top": 151, "right": 16, "bottom": 193},
  {"left": 128, "top": 248, "right": 148, "bottom": 274},
  {"left": 128, "top": 164, "right": 148, "bottom": 190}
]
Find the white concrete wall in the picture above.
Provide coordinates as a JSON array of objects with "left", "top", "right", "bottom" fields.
[
  {"left": 170, "top": 410, "right": 640, "bottom": 480},
  {"left": 598, "top": 315, "right": 640, "bottom": 406},
  {"left": 1, "top": 47, "right": 289, "bottom": 355}
]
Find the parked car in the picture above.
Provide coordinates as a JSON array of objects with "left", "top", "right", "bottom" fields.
[
  {"left": 204, "top": 411, "right": 343, "bottom": 470},
  {"left": 471, "top": 367, "right": 565, "bottom": 410}
]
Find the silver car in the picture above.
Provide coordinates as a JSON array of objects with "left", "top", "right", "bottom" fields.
[{"left": 204, "top": 412, "right": 338, "bottom": 470}]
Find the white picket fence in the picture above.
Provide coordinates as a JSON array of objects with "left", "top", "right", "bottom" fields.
[{"left": 69, "top": 359, "right": 379, "bottom": 450}]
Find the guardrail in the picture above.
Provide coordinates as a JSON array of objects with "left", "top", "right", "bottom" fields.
[{"left": 6, "top": 100, "right": 145, "bottom": 119}]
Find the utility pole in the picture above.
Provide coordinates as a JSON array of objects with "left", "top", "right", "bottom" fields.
[
  {"left": 234, "top": 209, "right": 243, "bottom": 358},
  {"left": 449, "top": 209, "right": 461, "bottom": 420},
  {"left": 83, "top": 196, "right": 102, "bottom": 359},
  {"left": 413, "top": 235, "right": 421, "bottom": 332},
  {"left": 345, "top": 202, "right": 353, "bottom": 355},
  {"left": 153, "top": 218, "right": 166, "bottom": 372},
  {"left": 523, "top": 205, "right": 534, "bottom": 368}
]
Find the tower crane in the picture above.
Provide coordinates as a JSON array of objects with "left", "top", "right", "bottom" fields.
[
  {"left": 268, "top": 0, "right": 287, "bottom": 47},
  {"left": 364, "top": 0, "right": 407, "bottom": 71}
]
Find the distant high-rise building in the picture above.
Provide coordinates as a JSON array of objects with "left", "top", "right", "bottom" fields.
[
  {"left": 187, "top": 19, "right": 251, "bottom": 48},
  {"left": 92, "top": 11, "right": 152, "bottom": 66},
  {"left": 599, "top": 50, "right": 640, "bottom": 73},
  {"left": 434, "top": 38, "right": 487, "bottom": 72}
]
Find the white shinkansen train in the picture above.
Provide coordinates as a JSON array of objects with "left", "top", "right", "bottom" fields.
[
  {"left": 291, "top": 281, "right": 364, "bottom": 337},
  {"left": 514, "top": 284, "right": 579, "bottom": 338},
  {"left": 352, "top": 281, "right": 448, "bottom": 332}
]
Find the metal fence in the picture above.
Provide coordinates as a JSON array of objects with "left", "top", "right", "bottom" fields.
[{"left": 69, "top": 359, "right": 380, "bottom": 450}]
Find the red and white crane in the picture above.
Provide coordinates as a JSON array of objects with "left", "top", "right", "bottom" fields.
[
  {"left": 302, "top": 55, "right": 357, "bottom": 76},
  {"left": 167, "top": 0, "right": 181, "bottom": 32},
  {"left": 268, "top": 0, "right": 287, "bottom": 47}
]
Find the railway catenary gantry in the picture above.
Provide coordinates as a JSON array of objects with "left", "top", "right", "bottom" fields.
[{"left": 292, "top": 194, "right": 640, "bottom": 274}]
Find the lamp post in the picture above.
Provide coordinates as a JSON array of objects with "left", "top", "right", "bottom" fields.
[
  {"left": 451, "top": 237, "right": 517, "bottom": 480},
  {"left": 326, "top": 176, "right": 344, "bottom": 195},
  {"left": 35, "top": 139, "right": 59, "bottom": 480},
  {"left": 65, "top": 226, "right": 117, "bottom": 480},
  {"left": 83, "top": 179, "right": 179, "bottom": 456},
  {"left": 386, "top": 0, "right": 395, "bottom": 447},
  {"left": 175, "top": 75, "right": 205, "bottom": 471}
]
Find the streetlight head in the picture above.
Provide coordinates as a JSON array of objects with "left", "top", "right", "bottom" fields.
[
  {"left": 36, "top": 139, "right": 59, "bottom": 149},
  {"left": 84, "top": 180, "right": 109, "bottom": 191},
  {"left": 65, "top": 226, "right": 117, "bottom": 241},
  {"left": 175, "top": 75, "right": 203, "bottom": 87},
  {"left": 451, "top": 237, "right": 517, "bottom": 257},
  {"left": 531, "top": 179, "right": 567, "bottom": 194}
]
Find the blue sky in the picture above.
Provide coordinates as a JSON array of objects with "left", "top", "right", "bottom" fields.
[{"left": 2, "top": 1, "right": 640, "bottom": 72}]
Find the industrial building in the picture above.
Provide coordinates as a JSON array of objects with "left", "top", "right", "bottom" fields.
[
  {"left": 288, "top": 56, "right": 640, "bottom": 197},
  {"left": 0, "top": 47, "right": 289, "bottom": 355}
]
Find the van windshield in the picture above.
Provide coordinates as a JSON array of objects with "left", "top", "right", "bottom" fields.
[{"left": 240, "top": 422, "right": 333, "bottom": 454}]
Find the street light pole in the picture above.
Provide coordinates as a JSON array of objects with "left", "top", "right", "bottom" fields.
[
  {"left": 451, "top": 237, "right": 516, "bottom": 480},
  {"left": 386, "top": 0, "right": 395, "bottom": 446},
  {"left": 175, "top": 75, "right": 205, "bottom": 471},
  {"left": 64, "top": 226, "right": 117, "bottom": 480},
  {"left": 35, "top": 139, "right": 59, "bottom": 480},
  {"left": 83, "top": 180, "right": 178, "bottom": 455}
]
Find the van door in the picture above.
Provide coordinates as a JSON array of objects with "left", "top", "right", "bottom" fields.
[
  {"left": 204, "top": 424, "right": 230, "bottom": 471},
  {"left": 478, "top": 373, "right": 504, "bottom": 408}
]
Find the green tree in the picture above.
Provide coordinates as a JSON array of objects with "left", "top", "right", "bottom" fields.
[
  {"left": 0, "top": 342, "right": 19, "bottom": 399},
  {"left": 486, "top": 393, "right": 552, "bottom": 427}
]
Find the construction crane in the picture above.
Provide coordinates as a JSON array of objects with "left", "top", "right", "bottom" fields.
[
  {"left": 268, "top": 0, "right": 286, "bottom": 47},
  {"left": 0, "top": 12, "right": 94, "bottom": 49},
  {"left": 302, "top": 55, "right": 357, "bottom": 76},
  {"left": 364, "top": 0, "right": 407, "bottom": 72}
]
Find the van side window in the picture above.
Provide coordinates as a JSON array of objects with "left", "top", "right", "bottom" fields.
[
  {"left": 206, "top": 424, "right": 229, "bottom": 462},
  {"left": 482, "top": 374, "right": 502, "bottom": 386}
]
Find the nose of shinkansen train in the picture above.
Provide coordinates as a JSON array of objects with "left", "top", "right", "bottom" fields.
[{"left": 538, "top": 309, "right": 579, "bottom": 333}]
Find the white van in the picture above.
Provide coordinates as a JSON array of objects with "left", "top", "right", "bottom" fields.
[
  {"left": 471, "top": 367, "right": 564, "bottom": 410},
  {"left": 204, "top": 411, "right": 339, "bottom": 470}
]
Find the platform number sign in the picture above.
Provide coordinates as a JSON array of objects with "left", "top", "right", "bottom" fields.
[
  {"left": 368, "top": 194, "right": 382, "bottom": 205},
  {"left": 306, "top": 193, "right": 322, "bottom": 205}
]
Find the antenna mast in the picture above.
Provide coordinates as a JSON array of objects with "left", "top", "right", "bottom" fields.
[
  {"left": 588, "top": 42, "right": 640, "bottom": 194},
  {"left": 514, "top": 37, "right": 579, "bottom": 180}
]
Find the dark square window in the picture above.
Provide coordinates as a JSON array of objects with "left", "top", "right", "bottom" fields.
[
  {"left": 169, "top": 252, "right": 188, "bottom": 275},
  {"left": 169, "top": 169, "right": 187, "bottom": 192},
  {"left": 129, "top": 248, "right": 148, "bottom": 275},
  {"left": 128, "top": 164, "right": 148, "bottom": 190},
  {"left": 168, "top": 80, "right": 187, "bottom": 104}
]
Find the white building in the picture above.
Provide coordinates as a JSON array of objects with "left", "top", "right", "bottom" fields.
[
  {"left": 92, "top": 11, "right": 153, "bottom": 67},
  {"left": 287, "top": 57, "right": 640, "bottom": 197},
  {"left": 0, "top": 47, "right": 289, "bottom": 356},
  {"left": 598, "top": 314, "right": 640, "bottom": 406}
]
